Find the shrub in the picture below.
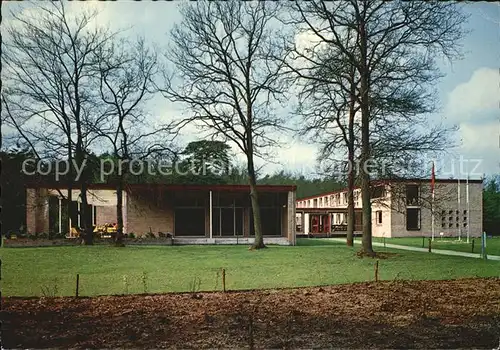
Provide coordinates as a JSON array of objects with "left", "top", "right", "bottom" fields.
[
  {"left": 129, "top": 233, "right": 136, "bottom": 239},
  {"left": 40, "top": 279, "right": 59, "bottom": 297},
  {"left": 158, "top": 232, "right": 166, "bottom": 238},
  {"left": 146, "top": 231, "right": 156, "bottom": 239},
  {"left": 38, "top": 232, "right": 48, "bottom": 239}
]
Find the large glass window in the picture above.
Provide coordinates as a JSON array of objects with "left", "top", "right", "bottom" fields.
[
  {"left": 406, "top": 185, "right": 420, "bottom": 206},
  {"left": 406, "top": 208, "right": 421, "bottom": 230},
  {"left": 175, "top": 208, "right": 205, "bottom": 236},
  {"left": 249, "top": 207, "right": 282, "bottom": 236}
]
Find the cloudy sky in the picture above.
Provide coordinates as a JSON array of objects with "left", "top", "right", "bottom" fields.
[{"left": 4, "top": 1, "right": 500, "bottom": 179}]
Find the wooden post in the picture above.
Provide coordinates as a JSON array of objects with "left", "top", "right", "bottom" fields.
[
  {"left": 222, "top": 268, "right": 226, "bottom": 292},
  {"left": 428, "top": 238, "right": 432, "bottom": 253},
  {"left": 471, "top": 239, "right": 475, "bottom": 253},
  {"left": 374, "top": 260, "right": 379, "bottom": 282},
  {"left": 75, "top": 274, "right": 80, "bottom": 297}
]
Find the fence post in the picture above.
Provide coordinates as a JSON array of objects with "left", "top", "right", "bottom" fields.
[
  {"left": 374, "top": 260, "right": 379, "bottom": 282},
  {"left": 75, "top": 274, "right": 80, "bottom": 297},
  {"left": 422, "top": 236, "right": 425, "bottom": 248},
  {"left": 428, "top": 238, "right": 432, "bottom": 253},
  {"left": 222, "top": 268, "right": 226, "bottom": 292},
  {"left": 471, "top": 239, "right": 475, "bottom": 253}
]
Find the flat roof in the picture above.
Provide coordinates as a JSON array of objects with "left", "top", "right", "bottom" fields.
[
  {"left": 296, "top": 178, "right": 483, "bottom": 201},
  {"left": 25, "top": 183, "right": 296, "bottom": 193}
]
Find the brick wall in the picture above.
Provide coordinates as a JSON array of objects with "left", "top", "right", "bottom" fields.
[
  {"left": 126, "top": 190, "right": 174, "bottom": 236},
  {"left": 390, "top": 182, "right": 482, "bottom": 238},
  {"left": 96, "top": 206, "right": 116, "bottom": 226},
  {"left": 26, "top": 188, "right": 49, "bottom": 234}
]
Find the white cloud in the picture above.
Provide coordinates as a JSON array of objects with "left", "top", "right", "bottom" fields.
[
  {"left": 259, "top": 141, "right": 318, "bottom": 175},
  {"left": 457, "top": 121, "right": 500, "bottom": 175},
  {"left": 446, "top": 67, "right": 499, "bottom": 124},
  {"left": 442, "top": 67, "right": 500, "bottom": 175}
]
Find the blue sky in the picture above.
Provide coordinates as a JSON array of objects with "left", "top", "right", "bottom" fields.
[{"left": 4, "top": 1, "right": 500, "bottom": 179}]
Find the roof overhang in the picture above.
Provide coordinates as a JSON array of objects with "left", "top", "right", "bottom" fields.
[{"left": 25, "top": 182, "right": 296, "bottom": 193}]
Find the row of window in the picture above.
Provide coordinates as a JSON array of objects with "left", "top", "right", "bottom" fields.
[
  {"left": 298, "top": 184, "right": 423, "bottom": 209},
  {"left": 297, "top": 191, "right": 361, "bottom": 208}
]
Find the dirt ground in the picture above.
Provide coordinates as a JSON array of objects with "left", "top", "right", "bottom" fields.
[{"left": 2, "top": 278, "right": 500, "bottom": 349}]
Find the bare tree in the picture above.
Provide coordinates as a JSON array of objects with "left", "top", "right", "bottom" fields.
[
  {"left": 161, "top": 0, "right": 291, "bottom": 249},
  {"left": 284, "top": 1, "right": 467, "bottom": 254},
  {"left": 93, "top": 37, "right": 175, "bottom": 246},
  {"left": 2, "top": 2, "right": 117, "bottom": 244},
  {"left": 281, "top": 24, "right": 361, "bottom": 246}
]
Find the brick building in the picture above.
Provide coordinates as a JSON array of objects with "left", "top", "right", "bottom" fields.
[
  {"left": 295, "top": 179, "right": 483, "bottom": 238},
  {"left": 25, "top": 184, "right": 297, "bottom": 245}
]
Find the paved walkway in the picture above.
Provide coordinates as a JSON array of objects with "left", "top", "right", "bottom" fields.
[{"left": 329, "top": 238, "right": 500, "bottom": 261}]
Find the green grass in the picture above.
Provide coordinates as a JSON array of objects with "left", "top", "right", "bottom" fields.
[
  {"left": 366, "top": 236, "right": 500, "bottom": 256},
  {"left": 1, "top": 241, "right": 499, "bottom": 297}
]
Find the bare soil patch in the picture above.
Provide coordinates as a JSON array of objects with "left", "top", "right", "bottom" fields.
[{"left": 2, "top": 278, "right": 500, "bottom": 349}]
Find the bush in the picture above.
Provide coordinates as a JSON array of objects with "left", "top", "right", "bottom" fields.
[
  {"left": 146, "top": 231, "right": 156, "bottom": 239},
  {"left": 129, "top": 233, "right": 136, "bottom": 239},
  {"left": 38, "top": 232, "right": 48, "bottom": 239},
  {"left": 158, "top": 232, "right": 166, "bottom": 238}
]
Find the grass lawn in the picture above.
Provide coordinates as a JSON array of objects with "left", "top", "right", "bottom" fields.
[
  {"left": 1, "top": 241, "right": 499, "bottom": 297},
  {"left": 364, "top": 236, "right": 500, "bottom": 255}
]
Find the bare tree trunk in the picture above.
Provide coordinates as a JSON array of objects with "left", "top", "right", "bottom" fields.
[
  {"left": 346, "top": 68, "right": 356, "bottom": 247},
  {"left": 359, "top": 14, "right": 374, "bottom": 255},
  {"left": 67, "top": 142, "right": 73, "bottom": 235},
  {"left": 80, "top": 181, "right": 93, "bottom": 245},
  {"left": 75, "top": 143, "right": 92, "bottom": 245},
  {"left": 247, "top": 154, "right": 265, "bottom": 249},
  {"left": 346, "top": 161, "right": 355, "bottom": 246}
]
